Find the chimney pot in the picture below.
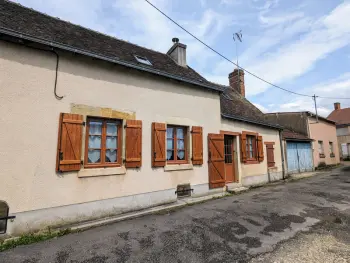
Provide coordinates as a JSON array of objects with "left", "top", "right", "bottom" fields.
[
  {"left": 334, "top": 102, "right": 341, "bottom": 110},
  {"left": 228, "top": 68, "right": 245, "bottom": 97},
  {"left": 167, "top": 38, "right": 187, "bottom": 67}
]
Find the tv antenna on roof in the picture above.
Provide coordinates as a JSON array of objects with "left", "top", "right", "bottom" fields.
[{"left": 233, "top": 30, "right": 242, "bottom": 69}]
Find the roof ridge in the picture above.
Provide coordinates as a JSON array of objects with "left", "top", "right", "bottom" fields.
[
  {"left": 4, "top": 0, "right": 168, "bottom": 57},
  {"left": 207, "top": 81, "right": 229, "bottom": 88}
]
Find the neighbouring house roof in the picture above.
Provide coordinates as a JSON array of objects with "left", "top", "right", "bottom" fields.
[
  {"left": 265, "top": 111, "right": 336, "bottom": 125},
  {"left": 212, "top": 83, "right": 282, "bottom": 129},
  {"left": 0, "top": 0, "right": 222, "bottom": 92},
  {"left": 282, "top": 129, "right": 312, "bottom": 141},
  {"left": 327, "top": 107, "right": 350, "bottom": 126}
]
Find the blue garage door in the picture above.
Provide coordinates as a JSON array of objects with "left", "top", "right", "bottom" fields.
[{"left": 287, "top": 142, "right": 313, "bottom": 174}]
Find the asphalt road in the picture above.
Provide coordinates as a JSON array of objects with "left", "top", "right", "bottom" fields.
[{"left": 1, "top": 166, "right": 350, "bottom": 263}]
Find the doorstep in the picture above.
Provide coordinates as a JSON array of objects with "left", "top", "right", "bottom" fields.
[
  {"left": 288, "top": 171, "right": 320, "bottom": 180},
  {"left": 226, "top": 182, "right": 249, "bottom": 194},
  {"left": 56, "top": 192, "right": 227, "bottom": 233}
]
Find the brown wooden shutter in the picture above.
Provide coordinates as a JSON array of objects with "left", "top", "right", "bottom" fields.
[
  {"left": 125, "top": 120, "right": 142, "bottom": 168},
  {"left": 56, "top": 113, "right": 84, "bottom": 172},
  {"left": 266, "top": 144, "right": 275, "bottom": 167},
  {"left": 257, "top": 135, "right": 264, "bottom": 162},
  {"left": 208, "top": 133, "right": 225, "bottom": 189},
  {"left": 191, "top": 126, "right": 203, "bottom": 165},
  {"left": 240, "top": 133, "right": 247, "bottom": 163},
  {"left": 152, "top": 122, "right": 166, "bottom": 167}
]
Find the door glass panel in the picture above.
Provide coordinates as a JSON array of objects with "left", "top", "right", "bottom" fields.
[{"left": 224, "top": 136, "right": 233, "bottom": 163}]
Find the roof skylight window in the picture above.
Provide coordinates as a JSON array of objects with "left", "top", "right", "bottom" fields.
[{"left": 134, "top": 55, "right": 152, "bottom": 66}]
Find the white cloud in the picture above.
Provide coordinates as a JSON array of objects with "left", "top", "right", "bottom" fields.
[
  {"left": 253, "top": 103, "right": 268, "bottom": 112},
  {"left": 244, "top": 1, "right": 350, "bottom": 96},
  {"left": 270, "top": 72, "right": 350, "bottom": 116},
  {"left": 258, "top": 11, "right": 304, "bottom": 27},
  {"left": 208, "top": 1, "right": 350, "bottom": 97}
]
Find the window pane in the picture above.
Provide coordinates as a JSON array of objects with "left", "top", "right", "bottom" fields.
[
  {"left": 167, "top": 139, "right": 174, "bottom": 150},
  {"left": 177, "top": 128, "right": 184, "bottom": 139},
  {"left": 106, "top": 149, "right": 117, "bottom": 163},
  {"left": 107, "top": 123, "right": 118, "bottom": 136},
  {"left": 88, "top": 135, "right": 101, "bottom": 148},
  {"left": 177, "top": 150, "right": 185, "bottom": 160},
  {"left": 167, "top": 150, "right": 174, "bottom": 160},
  {"left": 166, "top": 127, "right": 173, "bottom": 138},
  {"left": 106, "top": 136, "right": 117, "bottom": 149},
  {"left": 88, "top": 150, "right": 101, "bottom": 163},
  {"left": 177, "top": 140, "right": 185, "bottom": 150},
  {"left": 89, "top": 121, "right": 102, "bottom": 135}
]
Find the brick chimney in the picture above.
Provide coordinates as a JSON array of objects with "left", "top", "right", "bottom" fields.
[
  {"left": 229, "top": 69, "right": 245, "bottom": 97},
  {"left": 334, "top": 102, "right": 341, "bottom": 110},
  {"left": 167, "top": 37, "right": 187, "bottom": 67}
]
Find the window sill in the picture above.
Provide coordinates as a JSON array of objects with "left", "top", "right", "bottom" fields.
[
  {"left": 164, "top": 164, "right": 193, "bottom": 172},
  {"left": 268, "top": 166, "right": 278, "bottom": 170},
  {"left": 244, "top": 160, "right": 259, "bottom": 165},
  {"left": 78, "top": 166, "right": 126, "bottom": 178}
]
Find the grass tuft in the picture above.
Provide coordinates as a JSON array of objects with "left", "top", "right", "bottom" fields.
[{"left": 0, "top": 229, "right": 71, "bottom": 252}]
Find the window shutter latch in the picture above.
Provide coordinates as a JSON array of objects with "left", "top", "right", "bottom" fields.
[{"left": 81, "top": 160, "right": 83, "bottom": 165}]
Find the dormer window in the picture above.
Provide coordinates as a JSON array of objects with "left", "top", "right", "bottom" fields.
[{"left": 134, "top": 55, "right": 152, "bottom": 66}]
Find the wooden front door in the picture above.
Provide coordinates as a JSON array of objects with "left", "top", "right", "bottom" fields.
[
  {"left": 224, "top": 135, "right": 235, "bottom": 183},
  {"left": 208, "top": 133, "right": 225, "bottom": 189}
]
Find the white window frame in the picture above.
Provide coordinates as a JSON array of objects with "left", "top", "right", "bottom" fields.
[
  {"left": 318, "top": 141, "right": 324, "bottom": 154},
  {"left": 134, "top": 55, "right": 152, "bottom": 66}
]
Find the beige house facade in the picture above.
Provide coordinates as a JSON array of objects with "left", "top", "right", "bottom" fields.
[
  {"left": 327, "top": 103, "right": 350, "bottom": 160},
  {"left": 266, "top": 112, "right": 340, "bottom": 171},
  {"left": 308, "top": 117, "right": 340, "bottom": 166},
  {"left": 0, "top": 1, "right": 283, "bottom": 236}
]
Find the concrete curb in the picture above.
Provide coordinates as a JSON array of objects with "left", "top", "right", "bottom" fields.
[{"left": 59, "top": 192, "right": 227, "bottom": 233}]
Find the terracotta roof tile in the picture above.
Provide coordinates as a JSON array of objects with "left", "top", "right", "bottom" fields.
[{"left": 327, "top": 108, "right": 350, "bottom": 125}]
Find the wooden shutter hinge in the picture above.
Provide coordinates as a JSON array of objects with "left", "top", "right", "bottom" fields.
[
  {"left": 81, "top": 160, "right": 84, "bottom": 165},
  {"left": 82, "top": 121, "right": 86, "bottom": 126},
  {"left": 59, "top": 152, "right": 63, "bottom": 160}
]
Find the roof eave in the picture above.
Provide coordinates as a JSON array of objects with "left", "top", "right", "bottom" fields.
[
  {"left": 284, "top": 138, "right": 314, "bottom": 142},
  {"left": 221, "top": 113, "right": 283, "bottom": 130},
  {"left": 0, "top": 27, "right": 223, "bottom": 93}
]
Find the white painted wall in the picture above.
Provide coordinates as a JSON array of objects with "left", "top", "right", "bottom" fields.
[
  {"left": 0, "top": 41, "right": 222, "bottom": 214},
  {"left": 220, "top": 119, "right": 283, "bottom": 182}
]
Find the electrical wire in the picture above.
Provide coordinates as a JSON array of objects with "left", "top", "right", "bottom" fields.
[{"left": 144, "top": 0, "right": 350, "bottom": 100}]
